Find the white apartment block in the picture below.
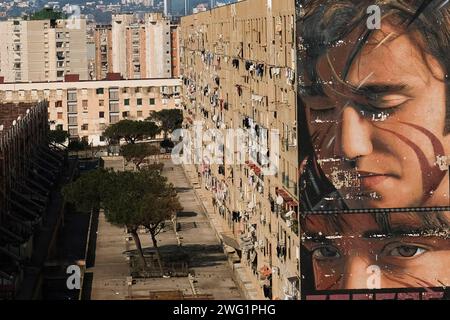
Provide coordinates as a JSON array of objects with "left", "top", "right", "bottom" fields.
[
  {"left": 0, "top": 78, "right": 182, "bottom": 146},
  {"left": 0, "top": 18, "right": 88, "bottom": 83},
  {"left": 111, "top": 14, "right": 134, "bottom": 78},
  {"left": 111, "top": 13, "right": 172, "bottom": 80},
  {"left": 145, "top": 13, "right": 172, "bottom": 79}
]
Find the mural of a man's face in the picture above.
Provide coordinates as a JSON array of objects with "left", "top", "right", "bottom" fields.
[
  {"left": 302, "top": 212, "right": 450, "bottom": 290},
  {"left": 303, "top": 22, "right": 450, "bottom": 209}
]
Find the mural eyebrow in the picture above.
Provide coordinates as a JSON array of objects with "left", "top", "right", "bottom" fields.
[{"left": 353, "top": 83, "right": 408, "bottom": 97}]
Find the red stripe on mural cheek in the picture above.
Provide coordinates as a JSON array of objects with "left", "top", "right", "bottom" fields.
[{"left": 372, "top": 124, "right": 446, "bottom": 204}]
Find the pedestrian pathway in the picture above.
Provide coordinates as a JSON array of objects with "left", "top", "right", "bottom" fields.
[
  {"left": 87, "top": 159, "right": 242, "bottom": 300},
  {"left": 182, "top": 164, "right": 264, "bottom": 300}
]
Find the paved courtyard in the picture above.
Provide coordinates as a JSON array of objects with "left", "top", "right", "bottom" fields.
[{"left": 87, "top": 160, "right": 243, "bottom": 300}]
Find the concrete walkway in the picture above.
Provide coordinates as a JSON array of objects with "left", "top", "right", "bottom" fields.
[
  {"left": 87, "top": 160, "right": 242, "bottom": 300},
  {"left": 182, "top": 164, "right": 264, "bottom": 300}
]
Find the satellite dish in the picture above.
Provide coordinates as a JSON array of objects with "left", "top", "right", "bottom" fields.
[{"left": 276, "top": 195, "right": 284, "bottom": 205}]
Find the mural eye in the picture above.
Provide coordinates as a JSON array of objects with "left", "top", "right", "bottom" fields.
[
  {"left": 376, "top": 95, "right": 411, "bottom": 109},
  {"left": 387, "top": 245, "right": 427, "bottom": 258},
  {"left": 312, "top": 246, "right": 341, "bottom": 260}
]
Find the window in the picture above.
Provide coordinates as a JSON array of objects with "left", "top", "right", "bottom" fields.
[
  {"left": 81, "top": 124, "right": 88, "bottom": 131},
  {"left": 110, "top": 114, "right": 119, "bottom": 124},
  {"left": 137, "top": 111, "right": 143, "bottom": 117},
  {"left": 109, "top": 101, "right": 119, "bottom": 112},
  {"left": 68, "top": 127, "right": 78, "bottom": 136},
  {"left": 109, "top": 88, "right": 119, "bottom": 100},
  {"left": 67, "top": 90, "right": 77, "bottom": 101},
  {"left": 135, "top": 87, "right": 141, "bottom": 93},
  {"left": 68, "top": 116, "right": 78, "bottom": 126},
  {"left": 122, "top": 111, "right": 129, "bottom": 118},
  {"left": 99, "top": 111, "right": 105, "bottom": 118},
  {"left": 122, "top": 87, "right": 129, "bottom": 93},
  {"left": 124, "top": 98, "right": 130, "bottom": 106},
  {"left": 57, "top": 70, "right": 64, "bottom": 77},
  {"left": 137, "top": 98, "right": 142, "bottom": 106},
  {"left": 100, "top": 136, "right": 105, "bottom": 142},
  {"left": 96, "top": 88, "right": 104, "bottom": 94},
  {"left": 55, "top": 100, "right": 62, "bottom": 108},
  {"left": 67, "top": 102, "right": 77, "bottom": 113},
  {"left": 149, "top": 98, "right": 155, "bottom": 105},
  {"left": 82, "top": 100, "right": 88, "bottom": 111},
  {"left": 99, "top": 99, "right": 104, "bottom": 107},
  {"left": 57, "top": 112, "right": 63, "bottom": 120}
]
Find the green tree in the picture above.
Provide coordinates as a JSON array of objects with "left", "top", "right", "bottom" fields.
[
  {"left": 29, "top": 8, "right": 67, "bottom": 20},
  {"left": 62, "top": 169, "right": 182, "bottom": 269},
  {"left": 62, "top": 168, "right": 108, "bottom": 212},
  {"left": 147, "top": 109, "right": 183, "bottom": 140},
  {"left": 120, "top": 143, "right": 161, "bottom": 170},
  {"left": 48, "top": 129, "right": 69, "bottom": 145},
  {"left": 68, "top": 139, "right": 89, "bottom": 151},
  {"left": 103, "top": 120, "right": 160, "bottom": 144},
  {"left": 139, "top": 177, "right": 183, "bottom": 271}
]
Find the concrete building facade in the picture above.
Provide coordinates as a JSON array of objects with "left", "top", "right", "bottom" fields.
[
  {"left": 145, "top": 13, "right": 172, "bottom": 79},
  {"left": 0, "top": 101, "right": 65, "bottom": 299},
  {"left": 109, "top": 13, "right": 172, "bottom": 80},
  {"left": 94, "top": 25, "right": 113, "bottom": 81},
  {"left": 180, "top": 0, "right": 299, "bottom": 300},
  {"left": 170, "top": 24, "right": 180, "bottom": 78},
  {"left": 0, "top": 18, "right": 88, "bottom": 83},
  {"left": 0, "top": 78, "right": 182, "bottom": 146}
]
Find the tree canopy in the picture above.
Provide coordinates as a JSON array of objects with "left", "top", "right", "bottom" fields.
[
  {"left": 48, "top": 129, "right": 69, "bottom": 145},
  {"left": 120, "top": 143, "right": 161, "bottom": 170},
  {"left": 30, "top": 8, "right": 67, "bottom": 20},
  {"left": 68, "top": 139, "right": 89, "bottom": 151},
  {"left": 147, "top": 109, "right": 183, "bottom": 139},
  {"left": 62, "top": 168, "right": 182, "bottom": 267},
  {"left": 104, "top": 120, "right": 160, "bottom": 144}
]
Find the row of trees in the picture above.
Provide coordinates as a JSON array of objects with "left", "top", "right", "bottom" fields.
[
  {"left": 103, "top": 109, "right": 183, "bottom": 144},
  {"left": 48, "top": 109, "right": 183, "bottom": 152},
  {"left": 62, "top": 168, "right": 183, "bottom": 269},
  {"left": 60, "top": 109, "right": 184, "bottom": 271}
]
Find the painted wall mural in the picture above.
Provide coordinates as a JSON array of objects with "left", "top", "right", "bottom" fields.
[{"left": 296, "top": 0, "right": 450, "bottom": 299}]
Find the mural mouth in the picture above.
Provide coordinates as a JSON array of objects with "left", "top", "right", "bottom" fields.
[{"left": 357, "top": 171, "right": 393, "bottom": 189}]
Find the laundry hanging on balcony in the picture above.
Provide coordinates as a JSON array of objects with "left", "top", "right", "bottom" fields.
[{"left": 269, "top": 67, "right": 281, "bottom": 78}]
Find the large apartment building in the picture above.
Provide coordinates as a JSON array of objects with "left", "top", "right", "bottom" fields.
[
  {"left": 110, "top": 13, "right": 174, "bottom": 80},
  {"left": 180, "top": 0, "right": 299, "bottom": 300},
  {"left": 0, "top": 78, "right": 182, "bottom": 146},
  {"left": 0, "top": 101, "right": 65, "bottom": 299},
  {"left": 0, "top": 17, "right": 88, "bottom": 83}
]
